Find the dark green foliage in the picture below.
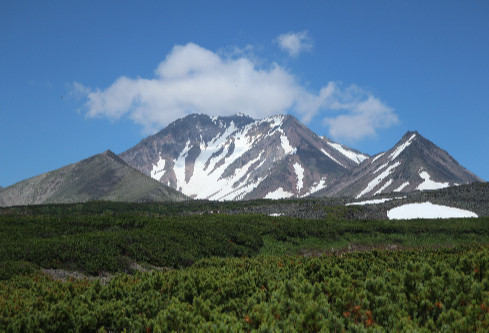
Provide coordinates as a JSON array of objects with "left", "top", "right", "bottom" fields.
[
  {"left": 2, "top": 248, "right": 489, "bottom": 331},
  {"left": 1, "top": 201, "right": 489, "bottom": 331},
  {"left": 1, "top": 201, "right": 489, "bottom": 279}
]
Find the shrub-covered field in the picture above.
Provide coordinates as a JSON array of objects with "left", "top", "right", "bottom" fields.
[
  {"left": 2, "top": 248, "right": 489, "bottom": 331},
  {"left": 1, "top": 201, "right": 489, "bottom": 331}
]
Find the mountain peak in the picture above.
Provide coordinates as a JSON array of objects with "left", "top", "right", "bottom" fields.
[
  {"left": 101, "top": 149, "right": 117, "bottom": 157},
  {"left": 120, "top": 112, "right": 363, "bottom": 200},
  {"left": 320, "top": 129, "right": 483, "bottom": 199}
]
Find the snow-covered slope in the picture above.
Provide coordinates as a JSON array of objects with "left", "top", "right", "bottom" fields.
[
  {"left": 315, "top": 131, "right": 483, "bottom": 199},
  {"left": 121, "top": 114, "right": 363, "bottom": 200}
]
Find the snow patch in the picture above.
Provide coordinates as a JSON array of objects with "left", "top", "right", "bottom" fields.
[
  {"left": 302, "top": 178, "right": 327, "bottom": 197},
  {"left": 356, "top": 161, "right": 401, "bottom": 198},
  {"left": 327, "top": 142, "right": 368, "bottom": 164},
  {"left": 374, "top": 178, "right": 392, "bottom": 196},
  {"left": 373, "top": 163, "right": 389, "bottom": 174},
  {"left": 346, "top": 198, "right": 394, "bottom": 206},
  {"left": 293, "top": 162, "right": 304, "bottom": 193},
  {"left": 371, "top": 152, "right": 385, "bottom": 164},
  {"left": 280, "top": 134, "right": 296, "bottom": 155},
  {"left": 150, "top": 156, "right": 166, "bottom": 180},
  {"left": 394, "top": 182, "right": 409, "bottom": 192},
  {"left": 265, "top": 187, "right": 294, "bottom": 199},
  {"left": 416, "top": 171, "right": 450, "bottom": 191},
  {"left": 387, "top": 202, "right": 478, "bottom": 220},
  {"left": 269, "top": 213, "right": 283, "bottom": 217},
  {"left": 389, "top": 133, "right": 416, "bottom": 161}
]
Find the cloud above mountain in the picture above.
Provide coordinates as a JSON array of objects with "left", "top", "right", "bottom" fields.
[{"left": 76, "top": 42, "right": 397, "bottom": 140}]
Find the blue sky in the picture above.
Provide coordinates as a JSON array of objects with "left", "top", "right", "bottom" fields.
[{"left": 1, "top": 0, "right": 488, "bottom": 187}]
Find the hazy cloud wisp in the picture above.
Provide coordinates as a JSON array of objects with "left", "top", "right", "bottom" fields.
[
  {"left": 76, "top": 42, "right": 397, "bottom": 140},
  {"left": 275, "top": 31, "right": 313, "bottom": 57}
]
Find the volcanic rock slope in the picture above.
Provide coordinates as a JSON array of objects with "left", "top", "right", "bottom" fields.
[
  {"left": 120, "top": 114, "right": 368, "bottom": 200},
  {"left": 0, "top": 150, "right": 187, "bottom": 207},
  {"left": 318, "top": 131, "right": 483, "bottom": 199}
]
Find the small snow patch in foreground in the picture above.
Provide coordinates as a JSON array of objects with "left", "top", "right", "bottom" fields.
[
  {"left": 387, "top": 202, "right": 478, "bottom": 220},
  {"left": 269, "top": 213, "right": 283, "bottom": 217},
  {"left": 346, "top": 198, "right": 393, "bottom": 206}
]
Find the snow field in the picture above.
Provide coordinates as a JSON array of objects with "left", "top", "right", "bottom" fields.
[{"left": 387, "top": 202, "right": 477, "bottom": 220}]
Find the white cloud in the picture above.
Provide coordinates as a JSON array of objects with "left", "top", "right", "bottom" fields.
[
  {"left": 275, "top": 31, "right": 313, "bottom": 57},
  {"left": 77, "top": 42, "right": 397, "bottom": 140},
  {"left": 321, "top": 85, "right": 399, "bottom": 142}
]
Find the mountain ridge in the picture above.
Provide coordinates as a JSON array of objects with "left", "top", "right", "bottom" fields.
[
  {"left": 0, "top": 149, "right": 187, "bottom": 207},
  {"left": 315, "top": 130, "right": 483, "bottom": 198},
  {"left": 120, "top": 113, "right": 480, "bottom": 200},
  {"left": 1, "top": 113, "right": 483, "bottom": 205}
]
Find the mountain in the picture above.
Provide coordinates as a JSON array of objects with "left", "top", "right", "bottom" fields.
[
  {"left": 0, "top": 150, "right": 187, "bottom": 207},
  {"left": 317, "top": 131, "right": 483, "bottom": 199},
  {"left": 120, "top": 114, "right": 368, "bottom": 200},
  {"left": 3, "top": 114, "right": 482, "bottom": 205}
]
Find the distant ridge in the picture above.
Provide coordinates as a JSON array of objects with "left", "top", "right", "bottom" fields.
[
  {"left": 316, "top": 131, "right": 483, "bottom": 198},
  {"left": 0, "top": 150, "right": 187, "bottom": 207},
  {"left": 121, "top": 114, "right": 482, "bottom": 200},
  {"left": 2, "top": 114, "right": 483, "bottom": 204}
]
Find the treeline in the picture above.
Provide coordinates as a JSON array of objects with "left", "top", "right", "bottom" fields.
[{"left": 1, "top": 247, "right": 489, "bottom": 331}]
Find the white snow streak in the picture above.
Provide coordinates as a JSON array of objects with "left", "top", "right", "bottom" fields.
[
  {"left": 293, "top": 162, "right": 304, "bottom": 193},
  {"left": 374, "top": 178, "right": 392, "bottom": 196},
  {"left": 387, "top": 202, "right": 477, "bottom": 220},
  {"left": 346, "top": 198, "right": 394, "bottom": 206},
  {"left": 394, "top": 182, "right": 409, "bottom": 192},
  {"left": 416, "top": 171, "right": 450, "bottom": 191},
  {"left": 327, "top": 142, "right": 368, "bottom": 164},
  {"left": 389, "top": 134, "right": 416, "bottom": 161},
  {"left": 371, "top": 152, "right": 385, "bottom": 164},
  {"left": 373, "top": 162, "right": 389, "bottom": 174},
  {"left": 356, "top": 161, "right": 401, "bottom": 199},
  {"left": 321, "top": 149, "right": 346, "bottom": 168}
]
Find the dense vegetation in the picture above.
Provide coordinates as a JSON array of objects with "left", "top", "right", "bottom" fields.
[
  {"left": 1, "top": 201, "right": 489, "bottom": 331},
  {"left": 2, "top": 248, "right": 489, "bottom": 331},
  {"left": 2, "top": 202, "right": 489, "bottom": 279}
]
